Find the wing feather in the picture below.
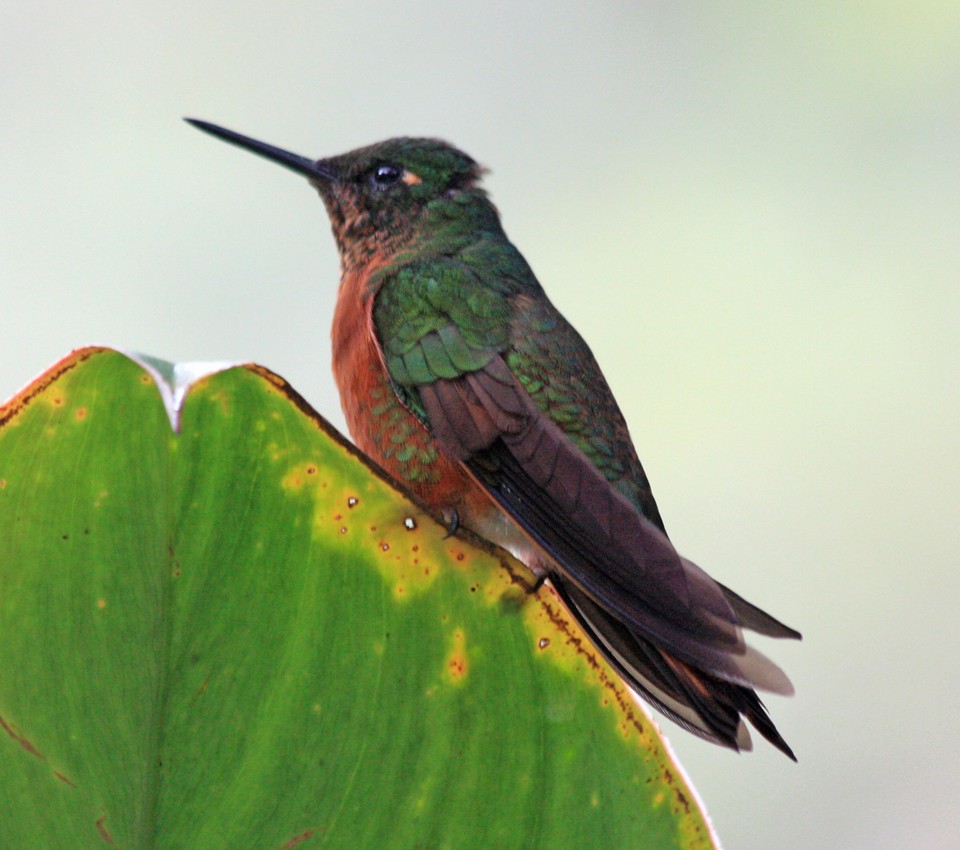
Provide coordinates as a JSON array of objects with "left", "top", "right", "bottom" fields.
[
  {"left": 371, "top": 258, "right": 798, "bottom": 756},
  {"left": 423, "top": 359, "right": 800, "bottom": 694}
]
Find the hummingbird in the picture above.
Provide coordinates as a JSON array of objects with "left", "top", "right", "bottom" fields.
[{"left": 186, "top": 119, "right": 801, "bottom": 759}]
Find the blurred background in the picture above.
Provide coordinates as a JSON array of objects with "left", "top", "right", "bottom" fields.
[{"left": 2, "top": 2, "right": 957, "bottom": 847}]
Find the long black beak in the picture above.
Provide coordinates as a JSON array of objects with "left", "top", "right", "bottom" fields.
[{"left": 184, "top": 119, "right": 335, "bottom": 182}]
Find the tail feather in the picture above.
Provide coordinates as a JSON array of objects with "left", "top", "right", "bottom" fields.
[
  {"left": 717, "top": 582, "right": 802, "bottom": 640},
  {"left": 555, "top": 578, "right": 797, "bottom": 760}
]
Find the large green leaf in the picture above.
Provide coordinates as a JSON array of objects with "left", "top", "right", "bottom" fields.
[{"left": 0, "top": 347, "right": 717, "bottom": 849}]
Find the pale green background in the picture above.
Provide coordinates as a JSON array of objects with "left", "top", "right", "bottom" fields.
[{"left": 2, "top": 2, "right": 957, "bottom": 848}]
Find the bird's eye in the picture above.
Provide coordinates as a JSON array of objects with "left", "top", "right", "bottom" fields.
[{"left": 372, "top": 164, "right": 402, "bottom": 188}]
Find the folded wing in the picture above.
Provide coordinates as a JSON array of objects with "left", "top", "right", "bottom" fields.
[{"left": 375, "top": 261, "right": 800, "bottom": 756}]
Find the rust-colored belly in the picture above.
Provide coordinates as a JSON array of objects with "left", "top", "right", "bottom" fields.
[{"left": 330, "top": 270, "right": 481, "bottom": 516}]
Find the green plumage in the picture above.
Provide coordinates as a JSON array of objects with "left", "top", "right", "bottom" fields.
[
  {"left": 372, "top": 228, "right": 664, "bottom": 526},
  {"left": 374, "top": 261, "right": 511, "bottom": 386}
]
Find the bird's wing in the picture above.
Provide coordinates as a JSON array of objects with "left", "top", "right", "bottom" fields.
[{"left": 374, "top": 259, "right": 796, "bottom": 697}]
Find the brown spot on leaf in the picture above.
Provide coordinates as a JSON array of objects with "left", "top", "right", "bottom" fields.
[
  {"left": 533, "top": 594, "right": 654, "bottom": 742},
  {"left": 284, "top": 829, "right": 315, "bottom": 848},
  {"left": 0, "top": 348, "right": 93, "bottom": 428},
  {"left": 168, "top": 542, "right": 183, "bottom": 577},
  {"left": 661, "top": 768, "right": 691, "bottom": 815},
  {"left": 193, "top": 675, "right": 211, "bottom": 703},
  {"left": 0, "top": 714, "right": 45, "bottom": 759},
  {"left": 445, "top": 629, "right": 469, "bottom": 684},
  {"left": 54, "top": 771, "right": 76, "bottom": 787},
  {"left": 95, "top": 815, "right": 115, "bottom": 844}
]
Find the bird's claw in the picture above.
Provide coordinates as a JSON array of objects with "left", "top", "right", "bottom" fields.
[{"left": 443, "top": 510, "right": 460, "bottom": 539}]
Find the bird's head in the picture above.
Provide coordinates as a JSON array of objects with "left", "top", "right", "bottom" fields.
[{"left": 187, "top": 121, "right": 499, "bottom": 269}]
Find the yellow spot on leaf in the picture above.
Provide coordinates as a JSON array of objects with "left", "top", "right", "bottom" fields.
[
  {"left": 280, "top": 458, "right": 531, "bottom": 610},
  {"left": 97, "top": 599, "right": 107, "bottom": 609},
  {"left": 281, "top": 461, "right": 319, "bottom": 491},
  {"left": 444, "top": 628, "right": 468, "bottom": 685},
  {"left": 520, "top": 581, "right": 662, "bottom": 749}
]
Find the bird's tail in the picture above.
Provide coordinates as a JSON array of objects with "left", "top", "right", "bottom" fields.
[{"left": 554, "top": 579, "right": 798, "bottom": 760}]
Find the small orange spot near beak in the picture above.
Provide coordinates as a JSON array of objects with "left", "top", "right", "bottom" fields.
[{"left": 401, "top": 170, "right": 422, "bottom": 185}]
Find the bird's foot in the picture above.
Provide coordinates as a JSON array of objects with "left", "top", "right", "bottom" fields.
[
  {"left": 442, "top": 509, "right": 460, "bottom": 539},
  {"left": 530, "top": 572, "right": 549, "bottom": 593}
]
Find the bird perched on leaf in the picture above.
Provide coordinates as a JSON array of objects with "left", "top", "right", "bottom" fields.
[{"left": 187, "top": 119, "right": 801, "bottom": 758}]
